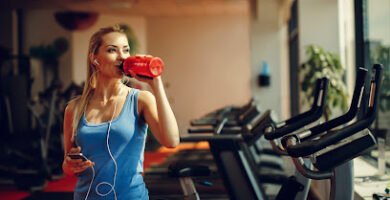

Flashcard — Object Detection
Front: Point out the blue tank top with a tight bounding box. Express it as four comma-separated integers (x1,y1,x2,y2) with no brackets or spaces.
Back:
74,89,149,200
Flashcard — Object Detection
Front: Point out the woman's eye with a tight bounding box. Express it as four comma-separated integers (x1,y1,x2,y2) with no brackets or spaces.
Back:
107,48,116,53
124,49,130,53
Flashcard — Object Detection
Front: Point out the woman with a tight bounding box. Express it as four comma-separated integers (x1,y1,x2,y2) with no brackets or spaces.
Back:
62,25,180,200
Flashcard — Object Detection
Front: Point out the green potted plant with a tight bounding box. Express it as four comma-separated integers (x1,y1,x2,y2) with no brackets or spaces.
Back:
300,44,349,121
29,37,69,87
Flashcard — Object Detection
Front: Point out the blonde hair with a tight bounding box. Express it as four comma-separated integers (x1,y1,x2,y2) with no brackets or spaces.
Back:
71,25,126,141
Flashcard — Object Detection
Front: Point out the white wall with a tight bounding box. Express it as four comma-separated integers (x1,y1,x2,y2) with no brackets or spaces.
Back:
71,14,147,85
250,0,290,120
299,0,340,59
147,15,252,134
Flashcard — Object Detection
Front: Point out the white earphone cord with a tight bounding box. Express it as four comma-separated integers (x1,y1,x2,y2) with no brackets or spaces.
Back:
84,96,119,200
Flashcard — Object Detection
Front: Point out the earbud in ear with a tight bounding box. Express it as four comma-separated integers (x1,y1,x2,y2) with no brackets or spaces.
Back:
94,59,99,65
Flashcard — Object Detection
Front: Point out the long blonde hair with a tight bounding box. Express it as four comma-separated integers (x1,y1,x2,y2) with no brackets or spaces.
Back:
71,25,126,141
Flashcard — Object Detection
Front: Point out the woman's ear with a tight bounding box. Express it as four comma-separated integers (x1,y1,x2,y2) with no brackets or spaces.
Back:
89,54,99,66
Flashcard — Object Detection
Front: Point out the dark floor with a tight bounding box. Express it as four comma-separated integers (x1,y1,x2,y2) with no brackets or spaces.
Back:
22,192,73,200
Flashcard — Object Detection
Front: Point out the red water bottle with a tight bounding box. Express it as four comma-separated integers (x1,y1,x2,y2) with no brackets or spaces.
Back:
122,55,164,78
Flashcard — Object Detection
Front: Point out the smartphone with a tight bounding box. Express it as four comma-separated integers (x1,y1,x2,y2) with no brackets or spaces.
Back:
67,153,88,161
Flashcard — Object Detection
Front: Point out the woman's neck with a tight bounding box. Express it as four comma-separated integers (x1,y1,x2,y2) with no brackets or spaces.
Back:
93,78,125,104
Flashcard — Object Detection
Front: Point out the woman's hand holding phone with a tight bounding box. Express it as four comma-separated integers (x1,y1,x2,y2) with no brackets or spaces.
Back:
67,152,87,161
63,146,94,174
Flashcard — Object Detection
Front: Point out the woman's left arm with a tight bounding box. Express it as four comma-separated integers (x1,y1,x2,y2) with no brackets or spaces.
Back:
138,76,180,148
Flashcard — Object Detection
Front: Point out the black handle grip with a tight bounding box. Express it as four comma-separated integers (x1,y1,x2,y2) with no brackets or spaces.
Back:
238,106,260,126
264,77,328,140
284,77,328,125
237,98,257,116
301,68,368,141
285,64,383,157
245,110,274,144
214,117,229,134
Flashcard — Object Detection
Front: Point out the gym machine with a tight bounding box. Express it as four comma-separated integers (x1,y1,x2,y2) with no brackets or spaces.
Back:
282,64,382,200
173,78,330,200
264,67,368,200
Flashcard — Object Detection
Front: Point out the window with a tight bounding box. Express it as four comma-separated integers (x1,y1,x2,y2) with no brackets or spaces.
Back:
356,2,390,178
356,0,390,132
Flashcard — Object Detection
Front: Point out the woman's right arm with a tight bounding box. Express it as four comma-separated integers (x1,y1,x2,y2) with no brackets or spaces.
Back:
63,100,76,157
62,100,93,175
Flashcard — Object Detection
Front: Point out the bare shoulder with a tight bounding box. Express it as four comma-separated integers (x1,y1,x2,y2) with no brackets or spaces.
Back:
65,97,80,116
138,90,155,102
137,90,155,113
